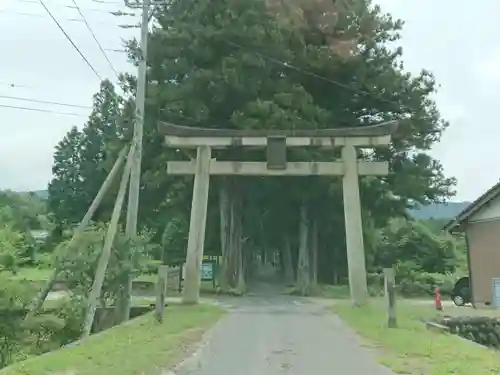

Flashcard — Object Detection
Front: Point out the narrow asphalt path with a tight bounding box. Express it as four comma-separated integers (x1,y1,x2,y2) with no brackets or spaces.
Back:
169,290,397,375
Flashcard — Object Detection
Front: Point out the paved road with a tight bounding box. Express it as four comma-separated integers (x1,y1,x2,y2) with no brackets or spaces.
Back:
169,292,396,375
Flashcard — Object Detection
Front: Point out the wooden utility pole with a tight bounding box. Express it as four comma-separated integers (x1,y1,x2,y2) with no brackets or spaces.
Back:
25,146,129,319
117,0,152,322
82,147,134,338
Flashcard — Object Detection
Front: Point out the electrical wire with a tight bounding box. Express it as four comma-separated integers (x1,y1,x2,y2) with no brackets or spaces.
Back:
92,0,124,4
20,0,119,13
0,81,33,89
0,104,87,117
0,95,92,109
0,9,115,25
222,39,403,110
70,0,120,79
38,0,102,80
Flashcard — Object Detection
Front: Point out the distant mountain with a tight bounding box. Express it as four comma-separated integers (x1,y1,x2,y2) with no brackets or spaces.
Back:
409,202,471,220
11,189,469,220
17,190,49,200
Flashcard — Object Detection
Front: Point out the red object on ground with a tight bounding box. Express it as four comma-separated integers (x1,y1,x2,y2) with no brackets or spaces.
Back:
435,287,443,311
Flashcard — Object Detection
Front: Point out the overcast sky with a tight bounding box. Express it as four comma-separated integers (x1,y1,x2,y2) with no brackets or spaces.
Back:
1,0,499,202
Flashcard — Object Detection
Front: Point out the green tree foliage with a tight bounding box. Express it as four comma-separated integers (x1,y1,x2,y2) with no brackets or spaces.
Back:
372,218,459,274
0,277,35,368
0,191,48,232
53,224,151,307
0,190,49,265
0,227,27,273
135,0,456,281
47,0,459,289
48,80,131,229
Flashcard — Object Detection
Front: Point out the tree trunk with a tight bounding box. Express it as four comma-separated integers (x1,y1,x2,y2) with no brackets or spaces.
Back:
282,236,295,286
309,215,319,290
237,238,246,292
295,203,310,296
220,178,245,293
219,179,230,291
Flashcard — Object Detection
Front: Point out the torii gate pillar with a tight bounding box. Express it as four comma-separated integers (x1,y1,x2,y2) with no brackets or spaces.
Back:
182,146,211,304
342,145,368,305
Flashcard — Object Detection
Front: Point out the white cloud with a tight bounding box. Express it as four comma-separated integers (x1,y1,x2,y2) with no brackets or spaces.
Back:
474,51,500,81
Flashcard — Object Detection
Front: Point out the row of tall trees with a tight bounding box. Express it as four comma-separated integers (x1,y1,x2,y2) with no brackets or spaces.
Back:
47,0,458,294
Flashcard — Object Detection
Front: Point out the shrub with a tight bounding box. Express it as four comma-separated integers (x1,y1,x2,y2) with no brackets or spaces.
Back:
53,224,152,308
0,228,28,273
0,276,36,368
34,253,53,269
368,267,459,298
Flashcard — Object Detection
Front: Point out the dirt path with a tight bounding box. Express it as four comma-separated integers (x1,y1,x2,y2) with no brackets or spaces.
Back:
168,294,396,375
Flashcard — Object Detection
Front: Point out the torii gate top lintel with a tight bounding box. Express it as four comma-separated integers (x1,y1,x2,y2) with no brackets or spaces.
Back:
158,120,399,148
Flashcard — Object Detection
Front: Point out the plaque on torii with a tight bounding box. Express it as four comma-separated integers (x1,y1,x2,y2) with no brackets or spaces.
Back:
158,120,399,305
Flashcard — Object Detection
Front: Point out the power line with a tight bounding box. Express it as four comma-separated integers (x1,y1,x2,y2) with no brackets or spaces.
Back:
0,94,92,109
0,81,33,89
71,0,120,79
38,0,102,80
20,0,122,13
0,9,108,25
222,39,404,110
0,104,87,117
92,0,124,4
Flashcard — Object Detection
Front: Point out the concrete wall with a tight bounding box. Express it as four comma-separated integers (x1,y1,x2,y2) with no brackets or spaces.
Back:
465,219,500,307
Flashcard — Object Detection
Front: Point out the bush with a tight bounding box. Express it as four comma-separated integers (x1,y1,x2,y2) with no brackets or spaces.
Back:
53,224,152,308
367,267,459,298
144,259,162,275
396,271,457,298
0,276,36,368
34,253,53,269
0,228,28,273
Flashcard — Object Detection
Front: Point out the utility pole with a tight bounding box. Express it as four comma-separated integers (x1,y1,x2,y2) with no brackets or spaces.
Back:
116,0,152,322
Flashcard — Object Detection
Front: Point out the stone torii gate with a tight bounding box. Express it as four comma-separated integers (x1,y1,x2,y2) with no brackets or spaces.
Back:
159,121,399,305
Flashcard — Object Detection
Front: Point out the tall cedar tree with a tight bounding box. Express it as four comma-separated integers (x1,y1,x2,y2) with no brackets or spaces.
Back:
48,80,129,229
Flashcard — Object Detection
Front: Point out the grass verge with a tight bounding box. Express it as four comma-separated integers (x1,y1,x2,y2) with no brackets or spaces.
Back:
0,304,225,375
333,300,500,375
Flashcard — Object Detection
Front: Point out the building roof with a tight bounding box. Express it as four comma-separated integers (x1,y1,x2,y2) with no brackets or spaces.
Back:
444,180,500,232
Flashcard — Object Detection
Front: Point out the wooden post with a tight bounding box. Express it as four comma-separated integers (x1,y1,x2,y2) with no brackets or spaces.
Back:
384,268,397,328
25,146,129,320
155,265,168,323
387,278,397,328
341,145,368,306
81,147,133,338
384,267,395,297
182,146,211,304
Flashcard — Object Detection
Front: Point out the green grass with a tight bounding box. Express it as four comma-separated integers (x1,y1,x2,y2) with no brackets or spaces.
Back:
316,284,351,299
333,299,500,375
1,304,225,375
8,268,52,282
10,268,160,284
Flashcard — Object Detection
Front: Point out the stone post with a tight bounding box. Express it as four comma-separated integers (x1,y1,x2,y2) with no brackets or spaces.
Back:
341,145,368,306
182,146,211,304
